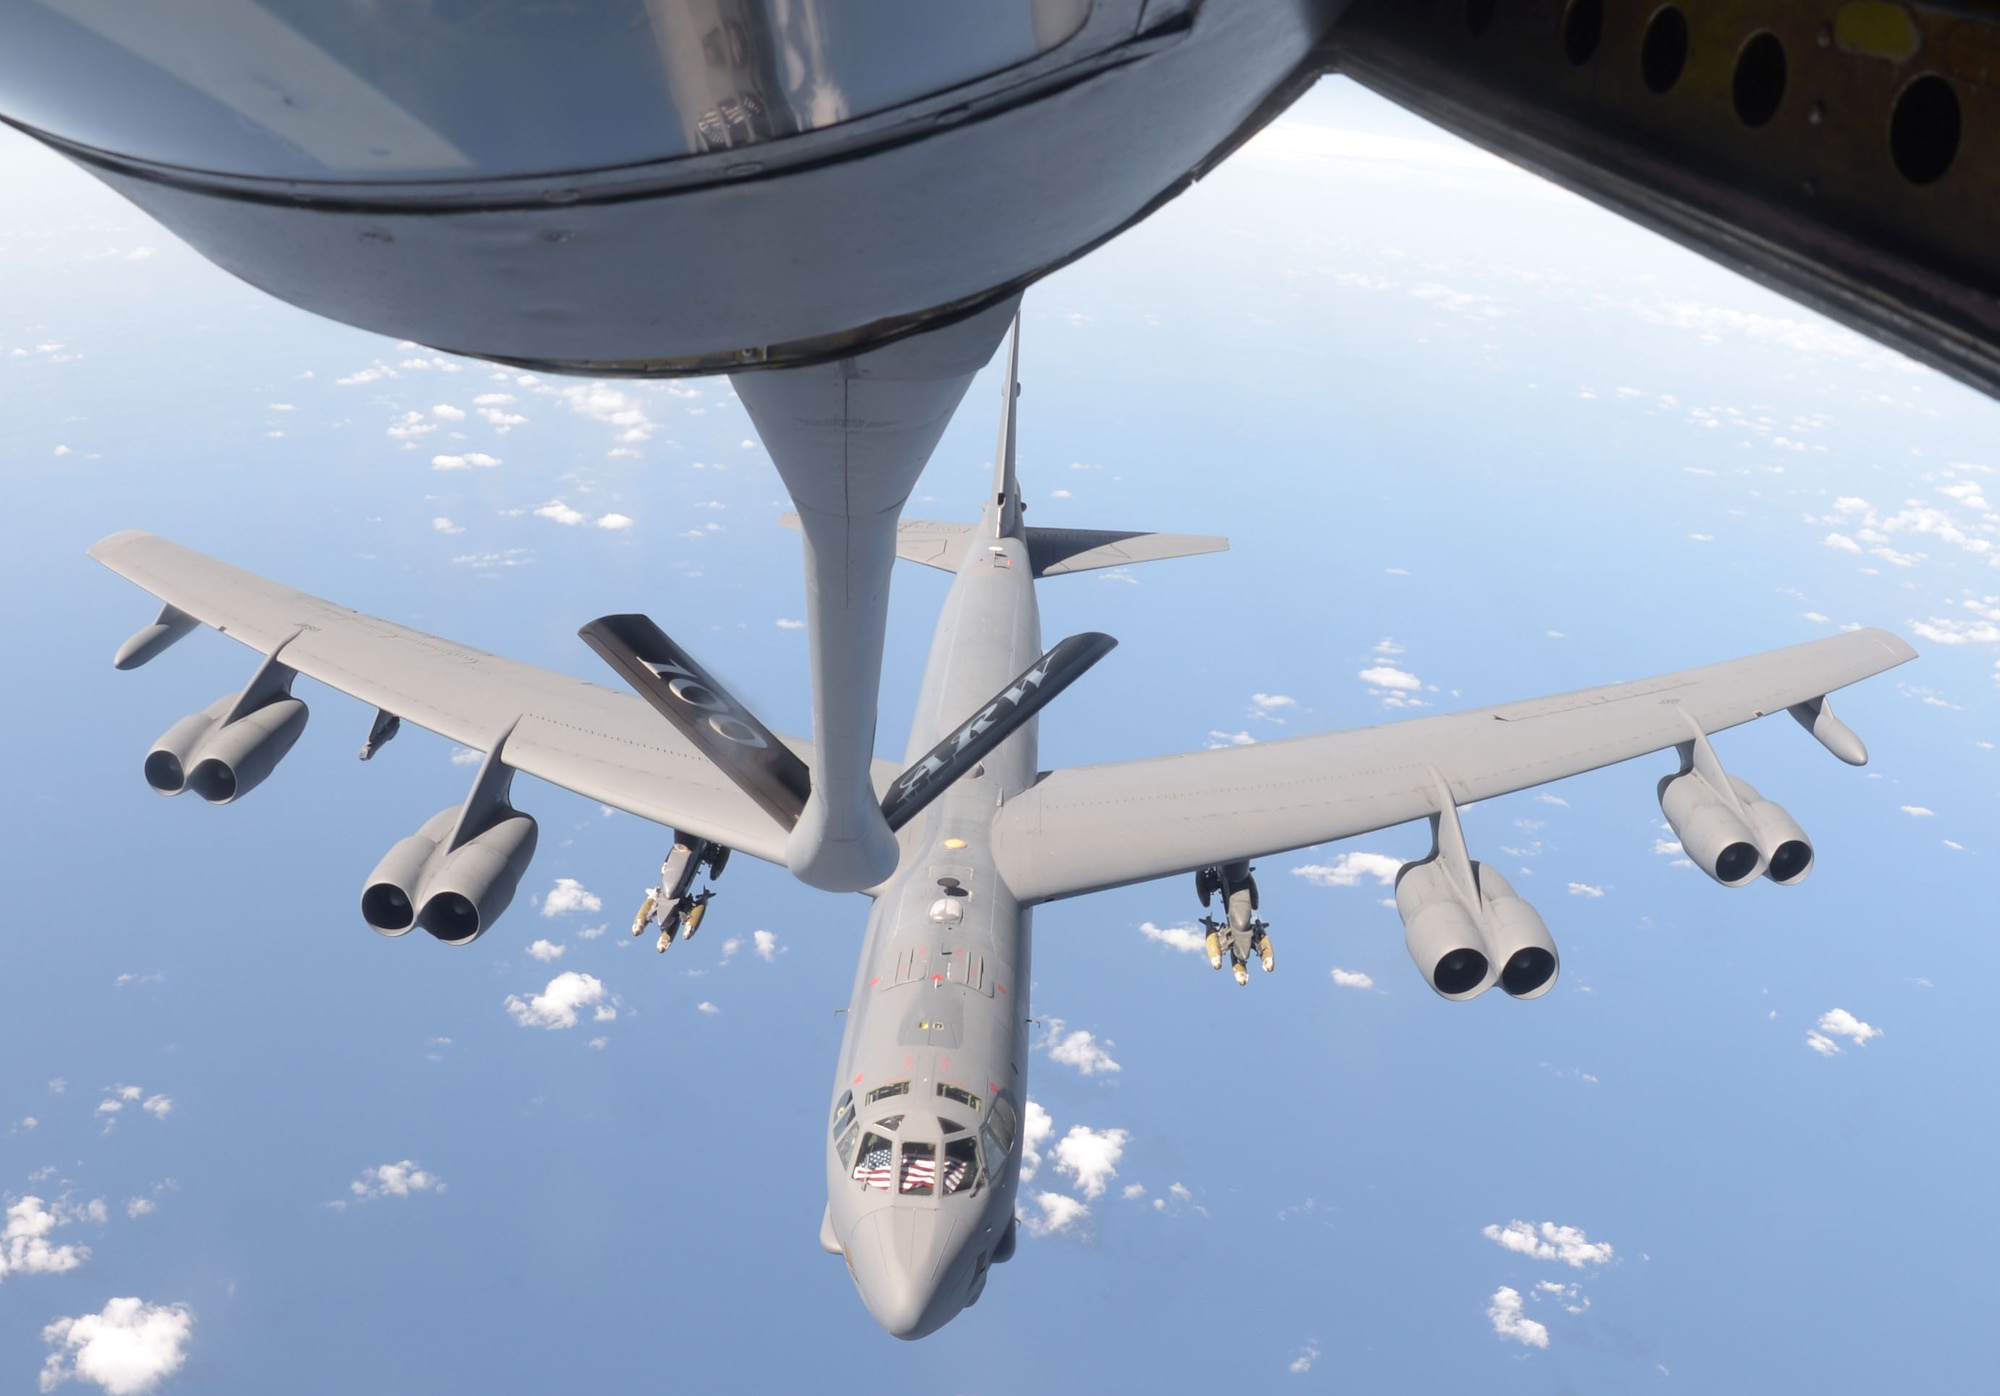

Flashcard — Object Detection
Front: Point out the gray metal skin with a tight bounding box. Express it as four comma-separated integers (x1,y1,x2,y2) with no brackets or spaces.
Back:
821,350,1043,1339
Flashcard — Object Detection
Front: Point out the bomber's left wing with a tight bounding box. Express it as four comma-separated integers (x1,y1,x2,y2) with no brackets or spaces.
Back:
991,629,1915,904
89,530,898,867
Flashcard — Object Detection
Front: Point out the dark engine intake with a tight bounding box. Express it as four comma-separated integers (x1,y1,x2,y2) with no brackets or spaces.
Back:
145,691,309,805
362,806,538,946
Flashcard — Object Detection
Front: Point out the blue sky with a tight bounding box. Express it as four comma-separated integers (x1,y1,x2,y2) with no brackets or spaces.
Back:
3,77,1998,1393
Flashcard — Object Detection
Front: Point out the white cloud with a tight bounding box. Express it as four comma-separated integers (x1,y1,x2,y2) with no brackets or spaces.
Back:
124,1200,154,1220
1288,1344,1322,1374
1293,852,1402,888
1567,882,1605,898
696,1001,720,1016
349,1160,443,1200
1019,1191,1089,1238
1487,1287,1549,1349
775,618,804,630
1053,1125,1128,1200
544,381,658,443
752,930,779,962
473,392,514,406
1138,921,1205,953
449,745,482,765
1482,1220,1614,1268
1251,693,1296,710
1042,1019,1120,1075
1020,1100,1054,1183
526,939,565,963
431,517,462,534
534,500,586,526
541,878,602,917
1538,794,1568,807
431,404,465,421
505,971,610,1029
1823,532,1864,553
39,1298,193,1395
141,1096,170,1120
1206,730,1256,748
2,1197,91,1281
1805,1031,1842,1057
1816,1008,1882,1049
1900,805,1935,817
1330,968,1375,990
1358,665,1422,690
595,513,634,531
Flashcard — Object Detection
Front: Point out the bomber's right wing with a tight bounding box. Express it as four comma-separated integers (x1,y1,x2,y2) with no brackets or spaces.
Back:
88,530,902,866
990,629,1916,904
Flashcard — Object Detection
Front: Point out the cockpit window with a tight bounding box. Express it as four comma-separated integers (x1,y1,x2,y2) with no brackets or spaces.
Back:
940,1119,966,1135
942,1138,979,1195
831,1090,855,1137
853,1133,894,1190
866,1081,910,1105
937,1083,981,1112
899,1141,936,1195
978,1095,1019,1177
876,1114,904,1131
835,1122,859,1168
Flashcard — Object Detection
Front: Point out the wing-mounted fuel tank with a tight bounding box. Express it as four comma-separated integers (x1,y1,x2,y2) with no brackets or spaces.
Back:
143,643,309,805
1395,775,1558,1002
361,723,537,946
1658,718,1814,887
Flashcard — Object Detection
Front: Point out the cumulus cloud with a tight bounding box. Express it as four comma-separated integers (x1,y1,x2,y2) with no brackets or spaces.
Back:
1358,665,1421,690
1206,730,1256,748
1330,968,1375,989
595,513,634,531
1042,1019,1120,1075
541,878,602,916
1487,1287,1549,1349
752,930,779,962
775,618,804,630
431,517,462,534
1483,1220,1614,1268
2,1197,91,1281
39,1298,192,1395
544,381,658,444
1568,882,1605,898
431,452,501,471
534,500,586,526
124,1200,154,1220
1138,921,1205,953
1293,852,1402,888
526,939,564,963
349,1161,443,1201
1053,1125,1129,1200
1900,805,1935,817
431,404,466,422
1019,1191,1089,1238
1020,1100,1054,1183
696,1001,720,1016
1288,1344,1321,1374
1251,693,1296,710
505,972,613,1029
1808,1008,1882,1055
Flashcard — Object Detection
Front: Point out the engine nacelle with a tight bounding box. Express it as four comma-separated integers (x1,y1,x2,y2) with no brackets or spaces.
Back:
1729,777,1815,886
360,810,457,936
1396,858,1494,1000
1476,866,1560,1000
144,693,309,804
360,808,537,946
418,813,538,945
1658,770,1765,887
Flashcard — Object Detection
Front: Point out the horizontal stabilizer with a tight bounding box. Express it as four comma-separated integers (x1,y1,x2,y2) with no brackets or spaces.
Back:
579,615,811,832
881,631,1117,832
1026,527,1228,577
779,513,977,573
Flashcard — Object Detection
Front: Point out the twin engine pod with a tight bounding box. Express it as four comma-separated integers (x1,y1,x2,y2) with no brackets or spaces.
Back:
360,805,538,946
1658,755,1813,888
145,688,308,804
1395,857,1558,1003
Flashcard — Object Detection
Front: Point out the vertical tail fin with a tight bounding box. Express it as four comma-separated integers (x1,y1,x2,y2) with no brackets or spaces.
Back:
993,316,1022,539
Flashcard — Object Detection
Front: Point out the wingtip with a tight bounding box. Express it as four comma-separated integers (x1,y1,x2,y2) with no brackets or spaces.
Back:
87,529,155,562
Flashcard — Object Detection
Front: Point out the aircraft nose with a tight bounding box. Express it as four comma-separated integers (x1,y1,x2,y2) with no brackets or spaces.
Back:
845,1206,963,1340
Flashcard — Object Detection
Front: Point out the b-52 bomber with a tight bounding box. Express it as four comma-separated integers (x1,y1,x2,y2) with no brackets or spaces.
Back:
91,325,1912,1338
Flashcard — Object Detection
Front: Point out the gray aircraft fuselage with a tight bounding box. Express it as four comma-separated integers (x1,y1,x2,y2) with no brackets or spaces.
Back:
821,483,1042,1339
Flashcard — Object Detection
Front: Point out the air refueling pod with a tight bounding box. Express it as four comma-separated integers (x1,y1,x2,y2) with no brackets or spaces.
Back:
1395,778,1559,1002
1658,724,1813,887
361,731,537,946
143,650,308,804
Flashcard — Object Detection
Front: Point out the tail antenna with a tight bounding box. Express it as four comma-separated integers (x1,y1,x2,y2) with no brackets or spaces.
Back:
994,315,1022,538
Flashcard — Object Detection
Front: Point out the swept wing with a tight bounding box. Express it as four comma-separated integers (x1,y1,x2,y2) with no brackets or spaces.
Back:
990,630,1916,904
88,530,901,866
